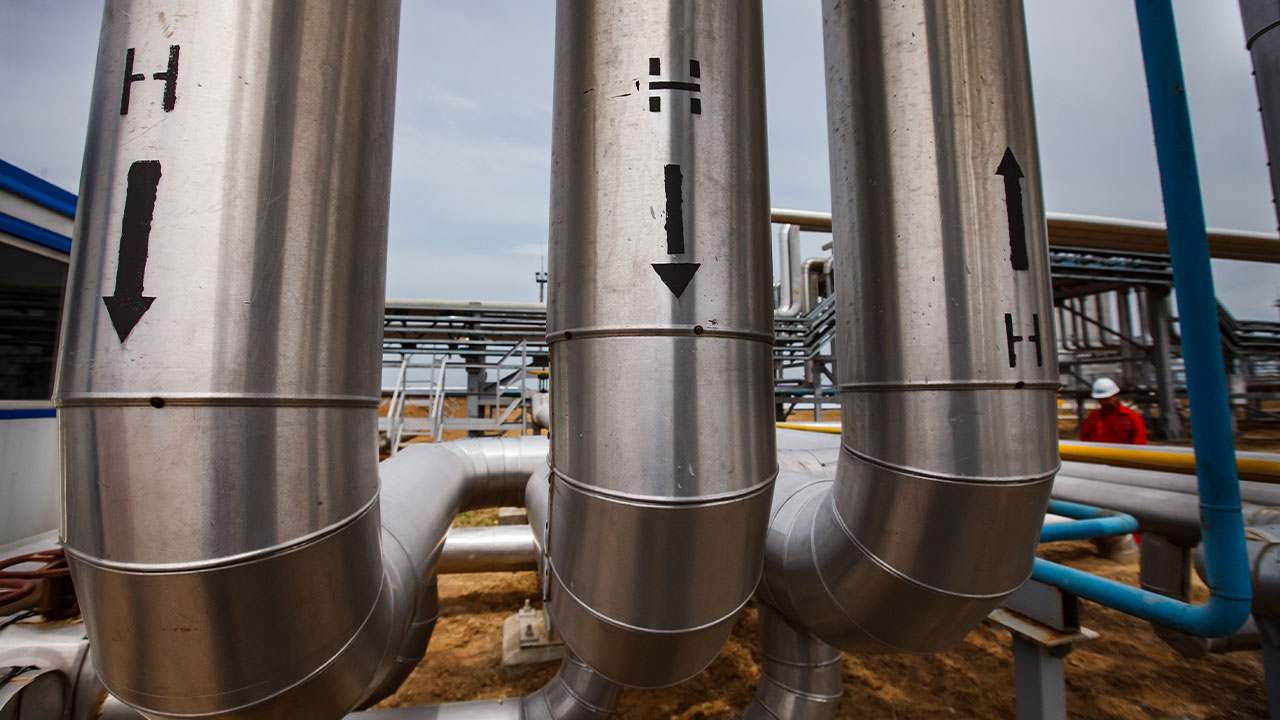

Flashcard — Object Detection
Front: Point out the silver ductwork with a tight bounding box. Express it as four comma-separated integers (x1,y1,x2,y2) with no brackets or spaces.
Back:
776,225,804,316
739,604,842,720
56,1,402,716
438,526,540,575
1240,0,1280,229
544,0,776,687
365,437,550,706
758,0,1058,654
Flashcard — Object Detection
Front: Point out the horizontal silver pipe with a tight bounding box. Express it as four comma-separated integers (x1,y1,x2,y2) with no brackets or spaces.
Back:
346,654,620,720
545,0,776,687
757,0,1057,655
57,2,401,717
739,604,843,720
1052,475,1280,547
438,526,539,574
767,207,1280,246
1060,461,1280,507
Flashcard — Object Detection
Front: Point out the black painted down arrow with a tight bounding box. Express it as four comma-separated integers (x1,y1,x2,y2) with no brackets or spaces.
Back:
651,262,701,299
651,162,700,298
103,160,161,342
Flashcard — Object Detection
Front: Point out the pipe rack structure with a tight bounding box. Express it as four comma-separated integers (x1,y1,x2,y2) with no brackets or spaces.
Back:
0,0,1263,719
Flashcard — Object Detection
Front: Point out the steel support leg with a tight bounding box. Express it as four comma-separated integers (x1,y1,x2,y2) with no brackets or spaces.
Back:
1260,616,1280,720
1012,633,1071,720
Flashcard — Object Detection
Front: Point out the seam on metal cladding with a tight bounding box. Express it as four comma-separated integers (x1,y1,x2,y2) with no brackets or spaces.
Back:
64,493,381,574
546,326,775,345
549,564,755,635
768,477,833,525
102,574,390,717
759,675,843,702
837,379,1060,392
550,666,615,716
748,698,785,720
798,489,902,652
1248,19,1280,48
822,492,1027,602
759,650,843,670
54,393,379,408
550,468,777,506
839,442,1060,486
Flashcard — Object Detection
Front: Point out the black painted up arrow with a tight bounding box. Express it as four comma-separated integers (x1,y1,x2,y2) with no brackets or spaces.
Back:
996,147,1029,271
103,160,162,342
652,163,700,298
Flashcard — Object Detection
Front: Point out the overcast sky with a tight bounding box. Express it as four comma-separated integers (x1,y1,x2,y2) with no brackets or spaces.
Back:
2,0,1276,319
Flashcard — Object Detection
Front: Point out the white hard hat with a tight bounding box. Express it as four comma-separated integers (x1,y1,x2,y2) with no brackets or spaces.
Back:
1091,377,1120,399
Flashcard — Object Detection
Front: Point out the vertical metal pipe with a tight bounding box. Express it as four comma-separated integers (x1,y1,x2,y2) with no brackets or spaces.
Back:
1032,1,1253,640
55,2,400,717
1117,290,1136,386
1240,0,1280,230
546,0,776,687
761,0,1058,654
777,225,803,315
1133,0,1252,636
1146,286,1185,440
739,604,843,720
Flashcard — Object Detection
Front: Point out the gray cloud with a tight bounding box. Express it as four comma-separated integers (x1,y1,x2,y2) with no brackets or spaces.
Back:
2,0,1276,317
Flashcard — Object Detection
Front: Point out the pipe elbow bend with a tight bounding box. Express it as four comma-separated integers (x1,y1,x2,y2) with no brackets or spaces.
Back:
760,459,1052,655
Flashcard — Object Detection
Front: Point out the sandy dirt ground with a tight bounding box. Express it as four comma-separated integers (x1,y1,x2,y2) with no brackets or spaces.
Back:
373,536,1267,719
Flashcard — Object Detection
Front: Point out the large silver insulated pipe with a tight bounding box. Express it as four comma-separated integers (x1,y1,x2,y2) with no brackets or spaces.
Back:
759,0,1058,653
1240,0,1280,229
545,0,776,686
739,604,843,720
55,2,400,717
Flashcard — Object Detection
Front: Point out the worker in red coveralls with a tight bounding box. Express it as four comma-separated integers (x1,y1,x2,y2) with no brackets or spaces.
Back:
1080,377,1147,445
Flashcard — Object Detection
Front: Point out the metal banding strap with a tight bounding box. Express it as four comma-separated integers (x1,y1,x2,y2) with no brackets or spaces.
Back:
55,393,381,409
840,441,1061,486
547,325,774,345
550,467,777,506
838,379,1061,392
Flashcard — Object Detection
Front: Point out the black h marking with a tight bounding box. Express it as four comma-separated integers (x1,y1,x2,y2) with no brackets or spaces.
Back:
120,49,146,115
648,57,702,115
1004,313,1043,368
664,164,684,255
120,45,180,115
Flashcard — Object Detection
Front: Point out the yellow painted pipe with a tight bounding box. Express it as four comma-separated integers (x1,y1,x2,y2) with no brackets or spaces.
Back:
1057,442,1280,484
776,422,840,434
775,422,1280,482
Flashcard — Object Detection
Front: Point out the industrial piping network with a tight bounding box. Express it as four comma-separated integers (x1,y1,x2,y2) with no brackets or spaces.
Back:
9,0,1259,718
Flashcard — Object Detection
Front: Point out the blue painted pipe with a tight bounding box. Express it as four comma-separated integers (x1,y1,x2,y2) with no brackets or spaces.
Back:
1032,0,1252,638
1039,500,1139,543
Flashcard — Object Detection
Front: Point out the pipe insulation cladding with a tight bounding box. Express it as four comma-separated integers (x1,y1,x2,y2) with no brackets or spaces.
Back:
55,1,401,717
758,0,1059,653
1239,0,1280,230
545,0,777,687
